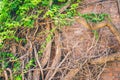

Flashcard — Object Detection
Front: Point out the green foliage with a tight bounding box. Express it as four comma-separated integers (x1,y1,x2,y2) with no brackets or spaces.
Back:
58,0,66,2
0,52,36,79
0,52,21,79
0,0,39,47
80,13,108,23
0,52,15,69
0,0,80,48
14,75,22,80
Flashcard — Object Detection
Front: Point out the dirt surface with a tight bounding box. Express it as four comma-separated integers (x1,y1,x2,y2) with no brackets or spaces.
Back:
62,0,120,58
59,0,120,79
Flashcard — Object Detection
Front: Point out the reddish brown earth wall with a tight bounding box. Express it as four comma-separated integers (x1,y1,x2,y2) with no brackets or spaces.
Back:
100,61,120,80
79,0,120,80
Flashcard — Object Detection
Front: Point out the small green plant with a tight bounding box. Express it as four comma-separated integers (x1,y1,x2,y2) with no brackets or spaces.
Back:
79,13,108,39
79,13,108,23
14,74,22,80
25,58,35,71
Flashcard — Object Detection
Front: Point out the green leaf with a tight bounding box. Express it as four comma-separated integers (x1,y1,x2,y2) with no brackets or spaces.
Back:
58,0,66,2
15,75,22,80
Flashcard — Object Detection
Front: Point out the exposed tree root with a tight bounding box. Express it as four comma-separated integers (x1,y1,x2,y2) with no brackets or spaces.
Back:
91,52,120,64
76,16,120,44
41,41,52,68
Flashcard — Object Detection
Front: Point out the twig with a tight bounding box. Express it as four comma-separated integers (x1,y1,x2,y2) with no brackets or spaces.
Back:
96,50,109,80
4,70,8,80
48,42,79,80
19,33,33,60
63,58,88,80
48,51,72,80
6,68,13,80
34,46,44,80
33,20,39,37
24,67,70,73
91,52,120,64
96,63,106,80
